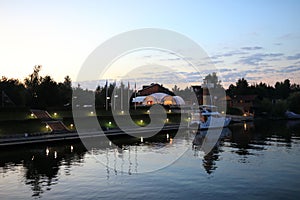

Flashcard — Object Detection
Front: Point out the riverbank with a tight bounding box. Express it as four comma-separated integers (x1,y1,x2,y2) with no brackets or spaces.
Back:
0,124,186,147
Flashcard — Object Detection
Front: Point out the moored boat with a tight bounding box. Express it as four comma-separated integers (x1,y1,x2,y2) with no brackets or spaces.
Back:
190,105,231,130
285,110,300,120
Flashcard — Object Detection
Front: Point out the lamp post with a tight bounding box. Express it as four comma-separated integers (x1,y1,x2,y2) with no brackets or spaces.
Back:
113,95,118,110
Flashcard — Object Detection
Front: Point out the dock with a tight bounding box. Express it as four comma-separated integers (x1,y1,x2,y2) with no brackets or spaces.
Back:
0,124,187,147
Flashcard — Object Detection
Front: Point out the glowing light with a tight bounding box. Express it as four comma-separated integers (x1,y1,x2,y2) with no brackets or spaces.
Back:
31,156,34,160
121,110,124,114
70,145,73,152
140,120,143,123
54,151,57,159
108,121,112,125
168,109,171,113
244,122,247,131
45,125,49,129
140,137,144,142
109,141,112,146
90,111,94,115
70,124,74,128
166,133,169,139
166,118,169,123
46,148,50,156
30,113,34,117
147,110,150,113
54,112,57,116
221,111,225,114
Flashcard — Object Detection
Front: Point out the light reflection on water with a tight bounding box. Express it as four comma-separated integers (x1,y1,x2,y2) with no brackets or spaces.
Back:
0,119,300,199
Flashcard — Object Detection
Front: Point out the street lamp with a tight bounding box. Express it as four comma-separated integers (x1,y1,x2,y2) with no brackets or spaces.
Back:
113,95,118,110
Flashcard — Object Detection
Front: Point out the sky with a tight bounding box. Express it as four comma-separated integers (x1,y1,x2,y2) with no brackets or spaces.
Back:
0,0,300,89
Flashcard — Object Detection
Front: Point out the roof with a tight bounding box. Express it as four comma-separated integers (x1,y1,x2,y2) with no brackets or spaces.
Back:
138,83,174,96
132,96,147,103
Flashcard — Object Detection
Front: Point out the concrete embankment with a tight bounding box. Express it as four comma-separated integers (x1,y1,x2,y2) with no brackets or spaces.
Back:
0,124,187,147
227,114,254,123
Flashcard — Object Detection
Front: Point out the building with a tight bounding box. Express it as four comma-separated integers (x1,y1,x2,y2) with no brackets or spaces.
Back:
132,83,185,107
191,85,203,105
137,83,175,96
231,95,257,113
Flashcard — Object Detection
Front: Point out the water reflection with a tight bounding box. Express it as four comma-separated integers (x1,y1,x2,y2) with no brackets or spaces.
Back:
192,128,232,174
0,120,300,197
191,119,300,173
0,143,87,197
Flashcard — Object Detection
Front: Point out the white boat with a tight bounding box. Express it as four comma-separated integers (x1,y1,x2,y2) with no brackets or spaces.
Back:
285,111,300,119
190,105,231,130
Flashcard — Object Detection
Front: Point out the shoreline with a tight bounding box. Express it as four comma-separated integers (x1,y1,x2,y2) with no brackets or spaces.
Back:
0,124,187,147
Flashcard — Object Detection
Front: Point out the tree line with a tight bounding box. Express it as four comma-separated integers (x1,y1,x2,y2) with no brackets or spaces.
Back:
1,67,300,115
1,65,72,108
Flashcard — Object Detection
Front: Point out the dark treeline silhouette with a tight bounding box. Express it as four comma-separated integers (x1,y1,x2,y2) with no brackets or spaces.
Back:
227,78,300,116
1,67,300,115
1,65,72,109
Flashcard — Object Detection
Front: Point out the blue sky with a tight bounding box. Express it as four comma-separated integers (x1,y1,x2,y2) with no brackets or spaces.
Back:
0,0,299,88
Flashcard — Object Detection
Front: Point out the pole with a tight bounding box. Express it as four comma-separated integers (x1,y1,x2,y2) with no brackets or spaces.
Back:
128,81,130,109
121,82,123,110
105,80,108,111
1,91,3,107
134,82,137,110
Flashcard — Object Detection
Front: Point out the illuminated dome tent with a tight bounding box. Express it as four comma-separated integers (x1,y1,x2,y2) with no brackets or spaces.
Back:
133,84,185,106
143,93,168,105
162,95,185,106
132,96,147,106
133,92,185,106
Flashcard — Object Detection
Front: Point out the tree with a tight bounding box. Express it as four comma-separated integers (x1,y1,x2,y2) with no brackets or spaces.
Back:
36,76,59,107
275,79,291,99
0,77,27,106
59,76,72,106
24,65,42,107
287,92,300,113
24,65,42,93
227,78,252,96
172,85,180,94
204,72,222,88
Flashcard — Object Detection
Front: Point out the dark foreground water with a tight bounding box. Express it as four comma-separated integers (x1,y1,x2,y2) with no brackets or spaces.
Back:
1,120,300,200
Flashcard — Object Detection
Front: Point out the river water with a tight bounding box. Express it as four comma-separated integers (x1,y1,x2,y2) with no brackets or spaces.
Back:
0,120,300,200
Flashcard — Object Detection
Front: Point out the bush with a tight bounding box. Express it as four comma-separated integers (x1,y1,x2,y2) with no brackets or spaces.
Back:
271,100,287,118
227,107,243,115
288,92,300,114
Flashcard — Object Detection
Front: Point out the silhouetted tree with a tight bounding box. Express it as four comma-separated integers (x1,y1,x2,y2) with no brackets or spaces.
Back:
287,92,300,113
275,79,291,99
0,77,27,106
24,65,42,107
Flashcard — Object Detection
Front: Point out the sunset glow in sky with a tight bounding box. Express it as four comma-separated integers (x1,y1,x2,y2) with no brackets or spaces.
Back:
1,0,299,89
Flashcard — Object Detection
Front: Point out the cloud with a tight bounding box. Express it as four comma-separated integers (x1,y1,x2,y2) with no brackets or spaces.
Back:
237,53,284,66
279,33,300,40
286,53,300,60
212,60,224,64
279,65,300,73
219,68,234,73
241,46,263,51
212,50,247,59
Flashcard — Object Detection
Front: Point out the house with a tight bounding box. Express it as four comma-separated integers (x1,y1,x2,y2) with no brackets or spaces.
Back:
191,85,203,105
231,95,257,113
137,83,175,96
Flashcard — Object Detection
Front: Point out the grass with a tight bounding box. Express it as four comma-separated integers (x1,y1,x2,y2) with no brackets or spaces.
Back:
0,110,33,121
0,119,49,136
0,107,189,136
